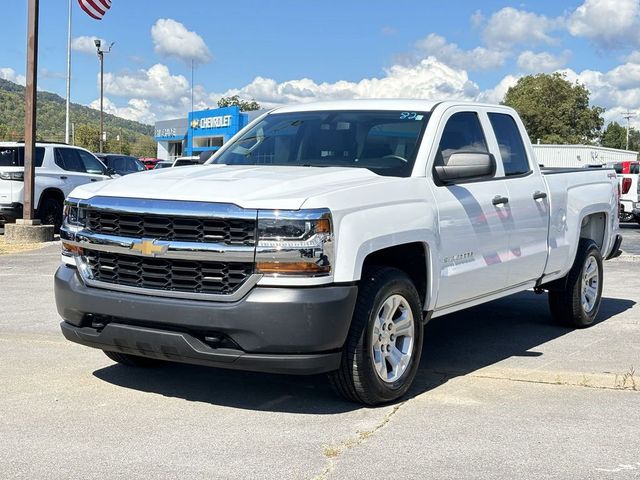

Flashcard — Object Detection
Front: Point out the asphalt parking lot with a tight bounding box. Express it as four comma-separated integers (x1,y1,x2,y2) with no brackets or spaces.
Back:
1,228,639,479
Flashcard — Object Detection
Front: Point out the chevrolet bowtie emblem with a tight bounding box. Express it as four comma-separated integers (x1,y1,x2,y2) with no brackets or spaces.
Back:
130,239,168,256
191,119,199,129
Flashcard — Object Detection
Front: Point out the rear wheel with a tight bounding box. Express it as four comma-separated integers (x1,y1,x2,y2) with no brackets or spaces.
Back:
37,196,63,232
620,211,635,223
103,350,162,367
329,267,423,405
548,239,603,328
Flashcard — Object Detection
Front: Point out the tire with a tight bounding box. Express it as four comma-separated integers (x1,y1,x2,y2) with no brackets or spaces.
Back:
620,211,634,223
37,196,63,232
548,239,603,328
329,266,424,405
103,350,162,367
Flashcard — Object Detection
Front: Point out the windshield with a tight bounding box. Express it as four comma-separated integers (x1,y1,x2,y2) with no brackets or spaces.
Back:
105,156,145,174
211,110,430,177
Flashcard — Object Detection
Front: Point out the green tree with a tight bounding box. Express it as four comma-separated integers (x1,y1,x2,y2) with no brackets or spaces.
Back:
503,73,604,144
217,95,261,112
74,124,101,152
601,121,640,151
129,135,157,158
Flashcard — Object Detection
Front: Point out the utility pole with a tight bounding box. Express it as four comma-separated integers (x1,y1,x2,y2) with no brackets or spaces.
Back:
95,39,114,153
23,0,39,221
623,110,635,151
65,0,72,144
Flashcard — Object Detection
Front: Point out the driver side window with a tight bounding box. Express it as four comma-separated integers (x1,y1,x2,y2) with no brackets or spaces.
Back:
435,112,489,167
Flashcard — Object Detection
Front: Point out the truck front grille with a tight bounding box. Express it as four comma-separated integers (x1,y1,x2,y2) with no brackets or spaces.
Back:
85,251,253,296
86,210,256,245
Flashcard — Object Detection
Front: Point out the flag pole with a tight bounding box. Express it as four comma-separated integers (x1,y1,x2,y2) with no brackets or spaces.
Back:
65,0,72,144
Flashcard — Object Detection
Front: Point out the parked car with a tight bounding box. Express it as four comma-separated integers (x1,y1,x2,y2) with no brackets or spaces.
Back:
139,158,159,170
153,160,173,170
172,156,201,167
153,160,173,169
56,100,621,405
95,154,146,176
0,142,112,230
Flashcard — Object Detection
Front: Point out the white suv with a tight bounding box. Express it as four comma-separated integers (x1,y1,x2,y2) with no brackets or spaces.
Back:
0,142,113,230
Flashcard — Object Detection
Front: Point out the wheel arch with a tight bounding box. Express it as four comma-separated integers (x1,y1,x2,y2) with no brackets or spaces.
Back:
36,187,65,211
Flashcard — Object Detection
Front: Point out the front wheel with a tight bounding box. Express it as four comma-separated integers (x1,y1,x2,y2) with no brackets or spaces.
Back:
548,239,603,328
329,267,423,405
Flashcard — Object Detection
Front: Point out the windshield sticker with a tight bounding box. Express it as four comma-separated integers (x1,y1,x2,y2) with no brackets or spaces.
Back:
400,112,423,121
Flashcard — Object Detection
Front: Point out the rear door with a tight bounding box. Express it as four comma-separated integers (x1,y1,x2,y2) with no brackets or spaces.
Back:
487,112,549,285
0,146,45,205
430,108,512,310
54,148,110,197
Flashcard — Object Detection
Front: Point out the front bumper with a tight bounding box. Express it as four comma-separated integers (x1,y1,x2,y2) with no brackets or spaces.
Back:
55,265,358,375
0,203,23,224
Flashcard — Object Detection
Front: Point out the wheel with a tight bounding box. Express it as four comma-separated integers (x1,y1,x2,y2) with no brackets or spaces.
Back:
620,211,634,223
103,350,162,367
548,239,603,328
37,196,63,232
329,266,423,405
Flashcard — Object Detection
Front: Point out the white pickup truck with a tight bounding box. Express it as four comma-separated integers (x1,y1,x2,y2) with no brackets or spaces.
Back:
56,100,622,405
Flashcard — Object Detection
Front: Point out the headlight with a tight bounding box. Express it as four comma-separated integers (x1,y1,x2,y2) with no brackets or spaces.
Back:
255,209,333,277
62,199,86,228
0,171,24,181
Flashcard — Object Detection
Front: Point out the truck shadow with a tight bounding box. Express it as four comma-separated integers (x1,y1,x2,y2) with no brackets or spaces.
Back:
93,292,634,414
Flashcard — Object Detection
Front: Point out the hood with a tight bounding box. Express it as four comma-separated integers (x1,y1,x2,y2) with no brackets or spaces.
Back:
70,164,396,210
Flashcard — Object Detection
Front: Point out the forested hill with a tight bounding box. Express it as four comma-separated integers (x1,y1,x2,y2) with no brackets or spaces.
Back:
0,78,156,155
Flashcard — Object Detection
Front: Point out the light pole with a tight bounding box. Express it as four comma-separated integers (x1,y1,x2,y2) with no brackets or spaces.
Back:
94,39,113,153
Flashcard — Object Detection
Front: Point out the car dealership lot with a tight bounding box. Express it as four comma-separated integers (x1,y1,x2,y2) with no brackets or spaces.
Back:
1,234,639,479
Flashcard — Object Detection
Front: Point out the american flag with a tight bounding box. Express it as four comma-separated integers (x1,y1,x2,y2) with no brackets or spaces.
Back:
78,0,112,20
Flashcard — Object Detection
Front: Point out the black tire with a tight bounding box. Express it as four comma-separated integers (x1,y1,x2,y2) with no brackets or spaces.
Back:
548,239,603,328
103,350,162,367
329,266,424,405
620,211,634,223
37,195,63,232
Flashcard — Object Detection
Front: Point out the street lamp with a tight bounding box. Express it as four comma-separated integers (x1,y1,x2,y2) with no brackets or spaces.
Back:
95,39,114,153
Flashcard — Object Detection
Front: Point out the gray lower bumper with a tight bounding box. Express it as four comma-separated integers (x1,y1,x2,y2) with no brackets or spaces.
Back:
55,266,357,375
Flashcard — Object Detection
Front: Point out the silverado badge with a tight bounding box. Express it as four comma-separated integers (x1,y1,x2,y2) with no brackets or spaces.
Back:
130,239,168,257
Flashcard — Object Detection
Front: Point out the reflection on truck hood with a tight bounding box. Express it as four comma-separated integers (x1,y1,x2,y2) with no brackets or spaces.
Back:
69,164,396,210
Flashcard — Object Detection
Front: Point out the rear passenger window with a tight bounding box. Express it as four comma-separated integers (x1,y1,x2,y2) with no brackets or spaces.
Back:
435,112,488,167
55,148,84,172
0,147,45,167
488,113,530,176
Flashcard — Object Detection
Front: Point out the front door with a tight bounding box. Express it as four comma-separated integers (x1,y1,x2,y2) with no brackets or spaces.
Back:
430,110,512,310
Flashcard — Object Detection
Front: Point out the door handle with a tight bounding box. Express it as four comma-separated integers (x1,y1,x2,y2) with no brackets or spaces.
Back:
90,178,98,182
492,195,509,206
533,191,547,201
60,176,67,180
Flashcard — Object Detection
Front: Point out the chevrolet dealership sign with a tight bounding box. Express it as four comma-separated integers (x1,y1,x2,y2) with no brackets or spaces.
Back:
191,115,233,130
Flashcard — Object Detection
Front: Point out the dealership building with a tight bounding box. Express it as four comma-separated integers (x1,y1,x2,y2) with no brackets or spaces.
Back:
154,106,262,161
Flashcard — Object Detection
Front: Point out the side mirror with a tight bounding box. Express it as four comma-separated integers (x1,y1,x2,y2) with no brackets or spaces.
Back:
435,152,495,183
106,167,117,177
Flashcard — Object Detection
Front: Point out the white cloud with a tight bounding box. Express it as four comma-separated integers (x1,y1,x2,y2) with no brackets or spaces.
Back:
568,0,640,49
483,7,563,48
151,19,212,64
517,50,571,73
477,75,520,104
218,58,479,107
71,36,106,55
89,97,156,125
103,63,190,101
0,67,26,86
415,34,507,71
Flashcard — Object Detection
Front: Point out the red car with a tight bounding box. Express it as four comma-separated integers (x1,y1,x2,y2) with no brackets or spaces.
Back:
139,158,160,170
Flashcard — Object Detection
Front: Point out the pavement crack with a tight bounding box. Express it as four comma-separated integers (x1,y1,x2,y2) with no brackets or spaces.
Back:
461,371,639,392
312,400,407,480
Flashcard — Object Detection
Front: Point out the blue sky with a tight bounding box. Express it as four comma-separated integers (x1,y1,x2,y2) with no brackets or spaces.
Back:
1,1,639,126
